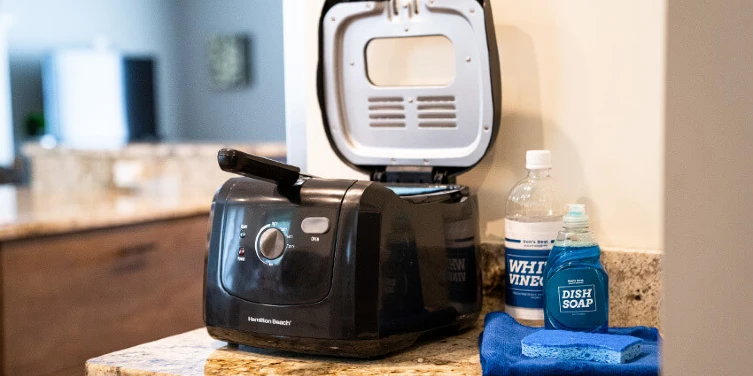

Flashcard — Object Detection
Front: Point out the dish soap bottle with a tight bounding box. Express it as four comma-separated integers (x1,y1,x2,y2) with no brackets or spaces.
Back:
543,204,608,332
504,150,563,324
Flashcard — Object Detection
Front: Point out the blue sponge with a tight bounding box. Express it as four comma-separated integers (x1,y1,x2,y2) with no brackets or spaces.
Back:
521,330,643,364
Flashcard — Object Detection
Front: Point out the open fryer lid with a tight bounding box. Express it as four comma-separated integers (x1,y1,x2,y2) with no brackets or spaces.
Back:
318,0,501,179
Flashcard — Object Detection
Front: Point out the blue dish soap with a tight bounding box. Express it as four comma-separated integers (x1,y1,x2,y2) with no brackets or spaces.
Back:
543,204,608,332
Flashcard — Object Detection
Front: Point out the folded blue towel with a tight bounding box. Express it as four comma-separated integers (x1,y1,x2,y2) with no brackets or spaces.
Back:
479,312,661,376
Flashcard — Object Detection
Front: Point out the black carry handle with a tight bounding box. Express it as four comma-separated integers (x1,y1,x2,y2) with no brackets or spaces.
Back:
218,148,302,186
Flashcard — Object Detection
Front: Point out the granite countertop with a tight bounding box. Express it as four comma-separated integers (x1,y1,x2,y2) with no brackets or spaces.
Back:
2,142,287,242
0,185,213,242
86,299,504,376
22,141,287,159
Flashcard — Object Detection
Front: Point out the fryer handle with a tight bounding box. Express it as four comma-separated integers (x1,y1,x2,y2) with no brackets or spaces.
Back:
217,148,301,186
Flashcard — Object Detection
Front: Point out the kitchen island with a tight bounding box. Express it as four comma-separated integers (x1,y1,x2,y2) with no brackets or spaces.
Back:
86,299,505,376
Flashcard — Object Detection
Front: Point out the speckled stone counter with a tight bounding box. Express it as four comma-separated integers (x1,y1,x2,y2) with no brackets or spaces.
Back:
0,185,213,241
86,299,505,376
3,142,286,241
23,142,287,195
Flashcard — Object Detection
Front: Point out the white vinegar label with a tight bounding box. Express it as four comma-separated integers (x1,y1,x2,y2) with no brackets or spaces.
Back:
504,219,562,311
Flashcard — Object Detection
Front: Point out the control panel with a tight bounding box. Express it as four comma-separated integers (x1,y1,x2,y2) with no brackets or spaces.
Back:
220,203,339,306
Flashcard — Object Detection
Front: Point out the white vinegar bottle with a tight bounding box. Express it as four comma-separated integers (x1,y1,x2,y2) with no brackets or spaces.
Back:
504,150,563,324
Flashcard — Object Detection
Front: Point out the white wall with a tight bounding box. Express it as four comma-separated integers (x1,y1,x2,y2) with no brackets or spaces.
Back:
287,0,666,251
0,13,12,167
664,0,753,374
282,0,312,170
283,0,363,178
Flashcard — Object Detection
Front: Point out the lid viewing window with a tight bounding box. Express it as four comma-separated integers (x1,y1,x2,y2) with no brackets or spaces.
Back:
366,35,456,87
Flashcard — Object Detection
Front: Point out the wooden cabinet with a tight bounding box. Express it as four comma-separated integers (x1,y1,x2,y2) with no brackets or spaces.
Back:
0,215,209,376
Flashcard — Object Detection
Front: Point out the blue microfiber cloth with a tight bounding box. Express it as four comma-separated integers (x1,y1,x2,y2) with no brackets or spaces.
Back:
521,329,643,364
479,312,661,376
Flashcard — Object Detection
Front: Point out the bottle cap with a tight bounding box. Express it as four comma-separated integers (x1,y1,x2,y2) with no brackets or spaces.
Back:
526,150,552,170
563,204,589,227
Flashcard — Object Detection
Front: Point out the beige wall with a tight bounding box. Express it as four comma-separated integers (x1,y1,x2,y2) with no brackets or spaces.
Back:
461,0,665,250
664,0,753,374
286,0,666,251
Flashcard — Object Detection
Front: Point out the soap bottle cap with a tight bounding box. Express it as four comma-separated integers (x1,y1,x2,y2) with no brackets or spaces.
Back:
563,204,589,227
526,150,552,170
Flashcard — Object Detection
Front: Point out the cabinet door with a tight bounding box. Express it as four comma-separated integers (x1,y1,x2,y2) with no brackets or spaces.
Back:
1,215,209,376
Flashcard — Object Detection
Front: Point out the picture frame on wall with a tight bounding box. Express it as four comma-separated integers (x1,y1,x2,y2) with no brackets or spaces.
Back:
209,34,250,90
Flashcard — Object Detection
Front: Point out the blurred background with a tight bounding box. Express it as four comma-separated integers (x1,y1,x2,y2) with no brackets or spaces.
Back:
0,0,287,186
0,2,289,374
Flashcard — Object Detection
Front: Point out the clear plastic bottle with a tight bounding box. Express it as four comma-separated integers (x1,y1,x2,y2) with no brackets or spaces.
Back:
543,204,609,333
504,150,563,325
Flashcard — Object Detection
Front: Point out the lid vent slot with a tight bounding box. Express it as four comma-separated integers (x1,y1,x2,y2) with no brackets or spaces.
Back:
418,122,457,128
418,113,456,119
369,104,404,111
417,104,456,111
370,114,406,120
368,96,404,103
417,95,455,103
370,122,406,128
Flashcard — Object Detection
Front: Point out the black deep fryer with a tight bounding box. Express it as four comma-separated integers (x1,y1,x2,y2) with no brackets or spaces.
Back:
204,0,501,357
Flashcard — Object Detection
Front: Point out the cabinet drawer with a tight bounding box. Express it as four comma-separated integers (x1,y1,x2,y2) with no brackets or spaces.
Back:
1,215,209,376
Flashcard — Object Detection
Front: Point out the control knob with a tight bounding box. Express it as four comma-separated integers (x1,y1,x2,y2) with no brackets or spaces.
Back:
256,227,286,260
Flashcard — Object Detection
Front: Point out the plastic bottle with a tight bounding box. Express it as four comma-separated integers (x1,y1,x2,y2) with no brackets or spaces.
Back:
504,150,563,324
543,204,609,333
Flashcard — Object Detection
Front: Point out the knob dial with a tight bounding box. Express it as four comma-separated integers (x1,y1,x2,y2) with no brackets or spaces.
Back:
256,227,286,260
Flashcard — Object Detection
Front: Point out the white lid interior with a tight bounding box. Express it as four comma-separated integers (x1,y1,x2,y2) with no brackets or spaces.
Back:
321,0,496,169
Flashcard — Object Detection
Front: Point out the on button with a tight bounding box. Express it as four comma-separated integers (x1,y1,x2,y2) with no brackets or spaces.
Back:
301,217,330,234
